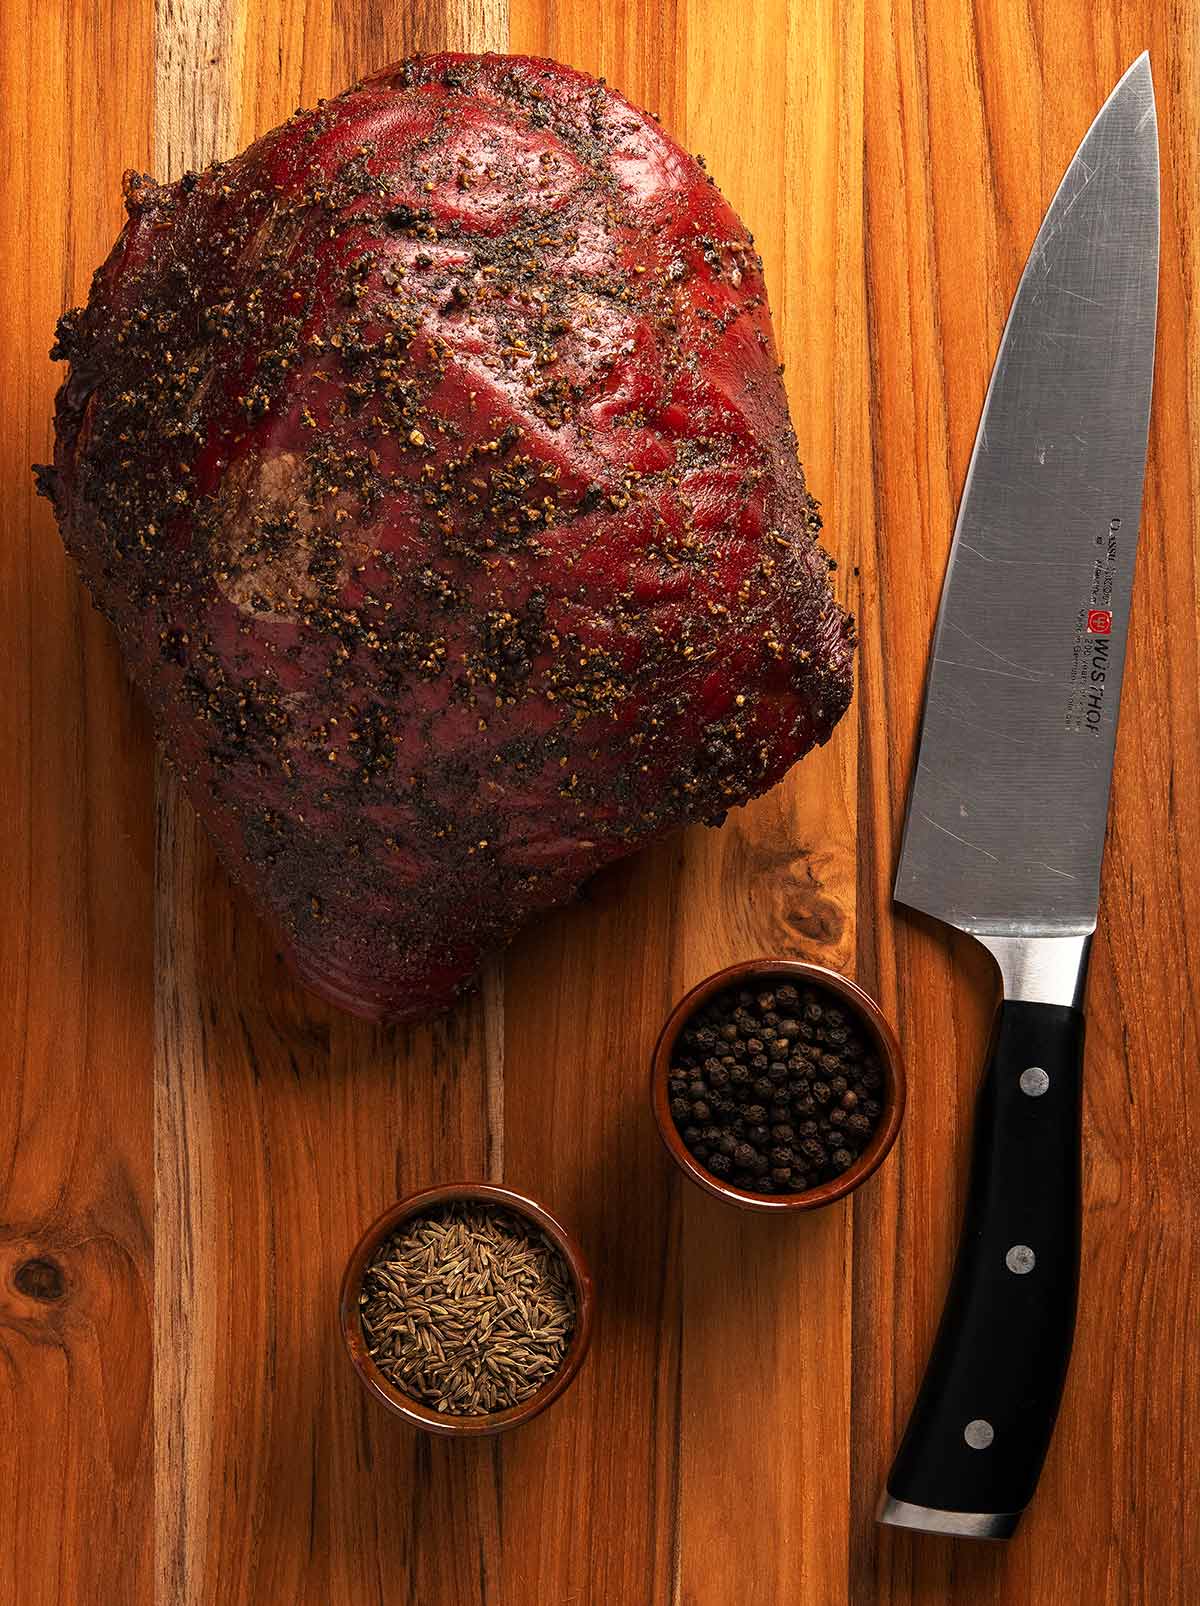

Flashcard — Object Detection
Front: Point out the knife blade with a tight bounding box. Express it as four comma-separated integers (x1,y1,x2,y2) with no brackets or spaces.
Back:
878,55,1159,1540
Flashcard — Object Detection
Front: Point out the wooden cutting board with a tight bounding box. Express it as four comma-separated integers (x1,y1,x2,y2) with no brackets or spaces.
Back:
2,2,1197,1601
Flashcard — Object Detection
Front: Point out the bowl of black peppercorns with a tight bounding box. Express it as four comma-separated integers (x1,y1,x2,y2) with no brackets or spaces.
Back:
651,960,905,1211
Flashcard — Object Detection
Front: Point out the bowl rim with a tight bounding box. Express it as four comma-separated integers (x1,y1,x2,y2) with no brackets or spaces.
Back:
650,958,906,1213
339,1180,595,1435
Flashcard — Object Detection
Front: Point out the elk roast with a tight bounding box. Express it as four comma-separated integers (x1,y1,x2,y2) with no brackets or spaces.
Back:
38,53,855,1021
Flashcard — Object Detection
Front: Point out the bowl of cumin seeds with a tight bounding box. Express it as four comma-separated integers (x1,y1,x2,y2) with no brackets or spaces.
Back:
340,1183,594,1435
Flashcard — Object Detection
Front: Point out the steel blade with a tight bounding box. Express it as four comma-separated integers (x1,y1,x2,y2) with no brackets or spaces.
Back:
895,55,1159,938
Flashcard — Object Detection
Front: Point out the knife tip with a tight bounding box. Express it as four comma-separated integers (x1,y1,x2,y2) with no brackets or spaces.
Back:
1125,49,1153,86
1103,51,1157,147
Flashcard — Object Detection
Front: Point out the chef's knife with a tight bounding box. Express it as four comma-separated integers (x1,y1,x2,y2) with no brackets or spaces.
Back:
877,55,1159,1540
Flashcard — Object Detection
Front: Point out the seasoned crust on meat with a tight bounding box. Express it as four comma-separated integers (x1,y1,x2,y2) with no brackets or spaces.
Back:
38,52,856,1021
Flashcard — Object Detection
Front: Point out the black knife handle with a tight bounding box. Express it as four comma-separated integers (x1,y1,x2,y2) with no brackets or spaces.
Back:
880,1000,1084,1537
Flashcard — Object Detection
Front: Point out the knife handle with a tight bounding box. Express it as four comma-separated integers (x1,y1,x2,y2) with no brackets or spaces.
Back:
878,999,1084,1539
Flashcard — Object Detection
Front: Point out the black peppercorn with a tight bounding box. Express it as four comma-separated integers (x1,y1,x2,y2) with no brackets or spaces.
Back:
665,975,888,1198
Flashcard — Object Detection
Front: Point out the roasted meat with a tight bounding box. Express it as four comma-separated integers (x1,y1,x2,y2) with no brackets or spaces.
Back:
38,52,856,1021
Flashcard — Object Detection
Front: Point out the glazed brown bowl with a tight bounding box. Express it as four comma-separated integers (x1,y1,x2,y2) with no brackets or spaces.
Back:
340,1181,595,1435
651,959,905,1213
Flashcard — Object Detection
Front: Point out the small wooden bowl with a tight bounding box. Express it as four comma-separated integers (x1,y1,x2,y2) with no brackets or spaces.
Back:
651,959,905,1213
340,1182,594,1436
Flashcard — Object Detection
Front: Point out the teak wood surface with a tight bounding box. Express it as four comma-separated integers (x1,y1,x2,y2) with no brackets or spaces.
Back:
2,1,1197,1602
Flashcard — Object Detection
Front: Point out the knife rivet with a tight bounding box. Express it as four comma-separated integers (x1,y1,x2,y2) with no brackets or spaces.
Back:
1020,1066,1050,1097
964,1419,995,1450
1006,1244,1036,1274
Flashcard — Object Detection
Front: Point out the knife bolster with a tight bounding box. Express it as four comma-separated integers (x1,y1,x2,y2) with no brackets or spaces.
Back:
977,932,1092,1009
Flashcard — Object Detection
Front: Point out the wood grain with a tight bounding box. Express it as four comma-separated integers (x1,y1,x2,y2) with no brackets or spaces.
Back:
670,7,864,1603
0,3,157,1604
2,2,1197,1602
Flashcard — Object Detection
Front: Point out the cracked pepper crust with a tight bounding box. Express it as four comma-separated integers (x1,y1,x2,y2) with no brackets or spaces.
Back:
38,52,856,1022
